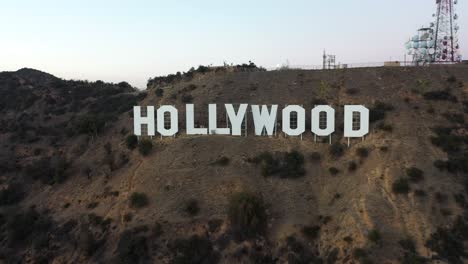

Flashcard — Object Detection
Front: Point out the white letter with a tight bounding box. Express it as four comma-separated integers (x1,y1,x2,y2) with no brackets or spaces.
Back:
225,104,248,136
186,104,208,135
209,104,230,135
282,105,305,136
157,105,178,136
251,105,278,136
344,105,369,137
311,105,335,136
133,106,155,136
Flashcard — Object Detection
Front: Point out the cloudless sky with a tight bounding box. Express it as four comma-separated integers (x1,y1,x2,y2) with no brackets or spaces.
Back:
1,0,466,88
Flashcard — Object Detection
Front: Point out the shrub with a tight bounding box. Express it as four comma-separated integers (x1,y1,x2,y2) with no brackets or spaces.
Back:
368,229,381,243
6,208,52,247
348,161,357,172
370,101,394,123
227,192,267,238
376,122,393,132
392,178,410,194
212,156,230,166
443,112,465,124
130,192,149,208
74,114,106,136
406,167,424,183
169,235,219,264
414,189,426,197
423,91,457,102
252,151,305,178
302,225,320,240
356,147,369,158
116,229,149,264
0,183,24,206
138,139,153,156
184,199,200,216
181,94,193,103
25,156,69,185
155,88,164,97
126,135,138,150
329,167,340,175
447,75,457,83
309,152,321,162
329,142,345,158
426,222,467,264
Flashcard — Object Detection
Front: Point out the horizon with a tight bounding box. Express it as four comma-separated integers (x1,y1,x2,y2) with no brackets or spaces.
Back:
1,0,466,88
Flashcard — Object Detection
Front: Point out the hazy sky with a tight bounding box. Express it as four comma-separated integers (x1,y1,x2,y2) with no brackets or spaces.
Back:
1,0,466,88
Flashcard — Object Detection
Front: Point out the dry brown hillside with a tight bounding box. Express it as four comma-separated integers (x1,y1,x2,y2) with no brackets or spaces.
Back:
0,65,467,264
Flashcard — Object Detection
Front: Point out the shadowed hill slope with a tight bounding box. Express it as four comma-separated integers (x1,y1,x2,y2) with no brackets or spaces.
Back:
0,65,467,263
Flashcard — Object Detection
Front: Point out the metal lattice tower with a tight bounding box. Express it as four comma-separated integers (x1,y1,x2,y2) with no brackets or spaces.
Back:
434,0,461,62
405,0,461,64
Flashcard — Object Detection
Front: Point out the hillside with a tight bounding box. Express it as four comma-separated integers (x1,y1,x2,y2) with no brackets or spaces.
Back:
0,65,467,263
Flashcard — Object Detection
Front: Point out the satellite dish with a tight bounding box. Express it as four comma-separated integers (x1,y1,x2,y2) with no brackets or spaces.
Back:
429,48,435,55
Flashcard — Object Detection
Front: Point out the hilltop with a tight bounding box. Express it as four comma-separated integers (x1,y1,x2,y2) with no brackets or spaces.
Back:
0,65,467,263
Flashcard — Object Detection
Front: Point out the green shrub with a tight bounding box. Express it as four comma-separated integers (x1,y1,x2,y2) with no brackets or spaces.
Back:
74,114,106,136
368,229,381,243
181,94,193,103
356,147,369,158
0,183,24,206
184,199,200,216
138,139,153,156
227,192,267,238
126,135,138,149
309,152,321,162
130,192,149,208
25,156,69,185
212,156,230,166
370,101,394,123
302,225,320,240
423,91,457,102
252,151,305,178
376,122,393,132
116,229,149,264
329,167,340,175
329,142,345,158
426,218,467,264
414,189,426,197
6,208,52,247
392,178,410,194
169,235,219,264
406,167,424,183
348,161,357,172
443,112,465,124
155,88,164,97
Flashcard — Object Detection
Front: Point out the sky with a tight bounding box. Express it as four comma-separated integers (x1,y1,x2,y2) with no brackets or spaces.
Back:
1,0,466,88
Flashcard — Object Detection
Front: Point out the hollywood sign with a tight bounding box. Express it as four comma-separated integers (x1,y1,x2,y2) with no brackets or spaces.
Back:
133,104,369,140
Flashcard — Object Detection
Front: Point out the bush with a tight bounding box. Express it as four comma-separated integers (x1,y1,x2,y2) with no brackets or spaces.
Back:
414,189,426,197
309,152,321,162
392,178,410,194
116,229,149,264
212,156,230,166
184,199,200,216
138,139,153,156
228,192,267,238
329,167,340,175
126,135,138,150
348,161,357,172
370,101,394,123
368,229,381,243
426,220,467,264
74,114,106,136
155,88,164,97
423,91,457,102
25,156,69,185
356,147,369,158
329,142,345,158
181,94,193,103
169,235,219,264
376,122,393,132
6,208,52,247
0,183,24,206
130,192,149,208
302,225,320,240
406,167,424,183
252,151,305,178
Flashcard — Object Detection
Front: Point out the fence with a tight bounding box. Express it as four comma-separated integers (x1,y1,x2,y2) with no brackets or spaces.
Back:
267,61,460,71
